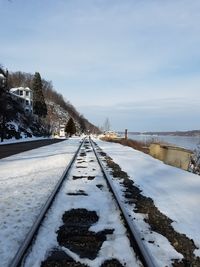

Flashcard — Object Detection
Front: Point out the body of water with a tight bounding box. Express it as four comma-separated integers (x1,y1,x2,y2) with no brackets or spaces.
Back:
126,133,200,151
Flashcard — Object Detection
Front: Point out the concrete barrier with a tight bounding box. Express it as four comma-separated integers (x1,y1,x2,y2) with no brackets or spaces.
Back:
149,143,193,170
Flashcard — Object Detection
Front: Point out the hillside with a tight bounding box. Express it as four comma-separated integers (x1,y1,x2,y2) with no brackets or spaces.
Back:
0,68,99,141
46,100,89,135
42,84,99,135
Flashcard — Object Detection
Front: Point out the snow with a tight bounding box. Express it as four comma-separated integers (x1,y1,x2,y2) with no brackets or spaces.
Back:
0,138,81,267
24,141,139,267
1,136,200,266
95,139,200,261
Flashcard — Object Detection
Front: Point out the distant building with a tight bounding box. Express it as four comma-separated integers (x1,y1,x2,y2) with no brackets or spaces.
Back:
9,87,33,114
59,124,65,137
104,131,118,139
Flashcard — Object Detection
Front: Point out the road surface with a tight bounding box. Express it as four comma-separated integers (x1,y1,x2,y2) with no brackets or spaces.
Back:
0,139,65,159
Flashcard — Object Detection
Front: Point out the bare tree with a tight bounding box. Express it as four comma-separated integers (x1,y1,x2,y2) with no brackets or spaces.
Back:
103,118,111,132
190,143,200,175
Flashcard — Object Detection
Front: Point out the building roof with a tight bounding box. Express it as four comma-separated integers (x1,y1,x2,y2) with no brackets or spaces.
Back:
10,87,32,92
9,91,26,100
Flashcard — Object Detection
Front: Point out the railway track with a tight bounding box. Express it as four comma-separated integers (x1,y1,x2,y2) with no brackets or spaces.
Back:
9,137,157,267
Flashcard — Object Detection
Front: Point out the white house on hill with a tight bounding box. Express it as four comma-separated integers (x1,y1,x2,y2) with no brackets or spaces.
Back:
10,87,33,114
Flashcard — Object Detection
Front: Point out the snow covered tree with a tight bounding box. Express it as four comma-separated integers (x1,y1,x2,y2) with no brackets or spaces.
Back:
32,72,47,117
65,118,76,137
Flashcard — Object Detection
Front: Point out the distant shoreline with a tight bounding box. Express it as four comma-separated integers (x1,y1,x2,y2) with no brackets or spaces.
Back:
118,130,200,137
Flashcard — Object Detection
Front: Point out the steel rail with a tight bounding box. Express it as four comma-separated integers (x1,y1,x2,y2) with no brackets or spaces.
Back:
90,137,158,267
9,138,85,267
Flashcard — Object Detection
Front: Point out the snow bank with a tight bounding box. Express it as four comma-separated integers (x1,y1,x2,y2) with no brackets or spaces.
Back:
0,138,81,267
95,139,200,257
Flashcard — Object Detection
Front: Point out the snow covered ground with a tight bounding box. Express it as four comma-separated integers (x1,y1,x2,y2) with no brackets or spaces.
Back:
1,136,200,267
95,139,200,262
0,138,81,267
24,140,139,267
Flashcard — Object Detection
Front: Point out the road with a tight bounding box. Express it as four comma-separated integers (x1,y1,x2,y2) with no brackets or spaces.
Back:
0,139,65,159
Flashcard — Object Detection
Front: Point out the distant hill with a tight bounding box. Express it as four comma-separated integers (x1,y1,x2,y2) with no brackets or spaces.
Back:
126,130,200,137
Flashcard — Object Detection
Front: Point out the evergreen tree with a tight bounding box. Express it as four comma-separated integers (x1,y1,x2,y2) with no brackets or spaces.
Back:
79,115,86,133
32,72,47,117
65,117,76,137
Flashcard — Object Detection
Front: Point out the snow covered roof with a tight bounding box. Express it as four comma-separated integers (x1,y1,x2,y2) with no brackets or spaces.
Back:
9,91,26,100
10,87,32,92
0,73,5,78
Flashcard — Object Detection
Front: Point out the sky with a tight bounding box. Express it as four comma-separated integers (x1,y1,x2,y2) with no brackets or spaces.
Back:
0,0,200,132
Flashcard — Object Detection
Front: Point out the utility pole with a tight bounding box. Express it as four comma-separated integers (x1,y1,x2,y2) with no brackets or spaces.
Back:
125,129,128,140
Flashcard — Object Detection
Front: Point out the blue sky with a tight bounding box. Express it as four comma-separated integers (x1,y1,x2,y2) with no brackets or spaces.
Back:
1,0,200,131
